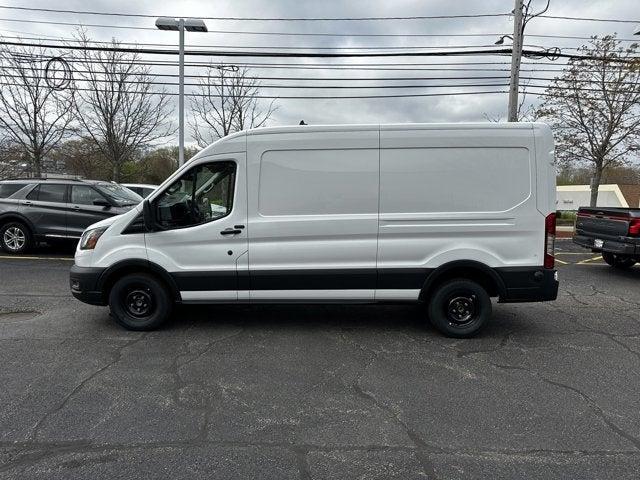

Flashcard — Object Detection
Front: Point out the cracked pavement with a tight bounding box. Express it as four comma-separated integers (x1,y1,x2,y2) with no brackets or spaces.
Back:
0,240,639,479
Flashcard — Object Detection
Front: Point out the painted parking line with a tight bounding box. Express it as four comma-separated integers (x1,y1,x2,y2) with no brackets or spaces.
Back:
556,252,596,255
0,255,74,261
555,259,569,265
577,256,603,265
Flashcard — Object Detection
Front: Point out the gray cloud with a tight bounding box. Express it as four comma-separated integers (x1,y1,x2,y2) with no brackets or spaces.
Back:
1,0,638,145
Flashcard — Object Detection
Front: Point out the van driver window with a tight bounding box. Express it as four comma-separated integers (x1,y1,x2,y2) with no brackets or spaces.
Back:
155,162,236,229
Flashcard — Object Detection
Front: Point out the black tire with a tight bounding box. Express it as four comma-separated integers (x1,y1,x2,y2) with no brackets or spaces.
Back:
108,273,173,331
427,279,492,338
0,221,32,254
602,252,636,269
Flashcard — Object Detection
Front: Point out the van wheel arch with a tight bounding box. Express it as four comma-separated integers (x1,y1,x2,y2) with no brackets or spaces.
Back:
420,261,505,301
98,260,181,304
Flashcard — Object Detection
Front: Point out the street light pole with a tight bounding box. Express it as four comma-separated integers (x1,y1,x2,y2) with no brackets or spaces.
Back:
178,18,185,166
156,17,208,167
507,0,524,122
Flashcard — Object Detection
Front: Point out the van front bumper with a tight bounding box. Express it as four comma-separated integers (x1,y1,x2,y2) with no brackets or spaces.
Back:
497,267,559,303
70,265,107,306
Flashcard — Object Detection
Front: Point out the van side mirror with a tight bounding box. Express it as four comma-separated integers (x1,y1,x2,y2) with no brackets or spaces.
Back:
142,199,157,232
93,199,112,208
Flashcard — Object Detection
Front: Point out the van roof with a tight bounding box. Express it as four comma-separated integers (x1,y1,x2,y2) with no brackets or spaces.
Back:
246,122,542,136
195,122,548,158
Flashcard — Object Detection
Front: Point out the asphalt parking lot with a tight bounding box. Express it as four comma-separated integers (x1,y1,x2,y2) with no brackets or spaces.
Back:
0,239,639,479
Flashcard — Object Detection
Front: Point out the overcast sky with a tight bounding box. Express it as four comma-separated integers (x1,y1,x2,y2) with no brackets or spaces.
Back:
1,0,639,146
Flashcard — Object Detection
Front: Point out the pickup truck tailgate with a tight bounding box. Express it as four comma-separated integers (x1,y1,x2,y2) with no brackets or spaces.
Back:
575,214,630,237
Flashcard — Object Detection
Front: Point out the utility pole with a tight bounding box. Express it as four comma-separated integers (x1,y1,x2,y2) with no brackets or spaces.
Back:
508,0,524,122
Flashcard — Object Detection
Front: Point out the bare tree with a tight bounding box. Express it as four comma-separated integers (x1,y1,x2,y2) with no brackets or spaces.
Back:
72,32,174,182
0,42,74,176
536,35,640,206
483,82,536,122
189,65,276,147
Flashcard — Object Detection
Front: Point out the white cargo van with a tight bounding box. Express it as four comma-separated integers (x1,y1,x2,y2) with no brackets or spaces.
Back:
70,123,558,337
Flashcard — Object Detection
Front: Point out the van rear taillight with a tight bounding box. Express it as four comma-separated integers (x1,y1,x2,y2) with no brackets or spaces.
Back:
544,212,556,269
629,218,640,236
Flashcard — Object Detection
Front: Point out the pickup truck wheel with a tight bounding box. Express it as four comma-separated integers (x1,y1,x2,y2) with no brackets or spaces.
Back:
109,273,173,331
0,222,32,254
602,252,636,269
428,279,491,338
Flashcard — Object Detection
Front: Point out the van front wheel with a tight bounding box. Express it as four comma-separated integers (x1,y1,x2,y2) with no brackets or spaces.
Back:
428,279,491,338
109,273,173,331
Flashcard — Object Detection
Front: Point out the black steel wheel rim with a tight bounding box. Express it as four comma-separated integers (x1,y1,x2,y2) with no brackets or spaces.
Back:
124,287,154,318
446,292,477,326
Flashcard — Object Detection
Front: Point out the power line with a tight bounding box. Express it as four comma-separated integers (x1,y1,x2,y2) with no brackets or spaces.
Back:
2,5,639,24
2,40,637,63
16,66,609,83
6,51,574,72
0,34,605,53
0,5,511,21
1,73,512,89
9,73,640,91
0,75,630,98
1,23,639,43
539,14,640,24
0,80,510,99
0,35,536,51
0,17,156,31
0,40,516,58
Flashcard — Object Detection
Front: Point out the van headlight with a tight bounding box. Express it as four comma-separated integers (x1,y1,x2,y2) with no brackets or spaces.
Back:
79,226,108,250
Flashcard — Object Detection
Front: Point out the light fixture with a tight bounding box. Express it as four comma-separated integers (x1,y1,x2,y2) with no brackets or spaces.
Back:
495,35,513,45
155,17,208,32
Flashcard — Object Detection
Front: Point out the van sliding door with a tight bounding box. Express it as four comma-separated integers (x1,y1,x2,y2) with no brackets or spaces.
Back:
246,129,379,301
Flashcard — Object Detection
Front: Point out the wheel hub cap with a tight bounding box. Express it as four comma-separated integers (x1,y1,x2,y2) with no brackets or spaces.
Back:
447,295,476,324
125,289,153,317
3,227,25,251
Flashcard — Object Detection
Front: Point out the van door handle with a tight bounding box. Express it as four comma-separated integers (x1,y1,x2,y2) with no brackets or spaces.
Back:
24,201,32,206
220,228,242,235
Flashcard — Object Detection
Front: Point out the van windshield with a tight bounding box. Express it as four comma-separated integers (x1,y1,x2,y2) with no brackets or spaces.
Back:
95,183,143,206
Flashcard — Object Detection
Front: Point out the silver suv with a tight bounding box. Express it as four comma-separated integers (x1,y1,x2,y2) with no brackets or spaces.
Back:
0,179,142,254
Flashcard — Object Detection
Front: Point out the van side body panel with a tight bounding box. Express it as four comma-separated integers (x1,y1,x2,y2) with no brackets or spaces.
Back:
377,124,542,277
71,123,558,307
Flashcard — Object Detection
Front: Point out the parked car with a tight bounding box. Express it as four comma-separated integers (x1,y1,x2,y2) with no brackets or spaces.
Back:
70,123,558,337
573,206,640,268
122,183,158,198
0,178,142,254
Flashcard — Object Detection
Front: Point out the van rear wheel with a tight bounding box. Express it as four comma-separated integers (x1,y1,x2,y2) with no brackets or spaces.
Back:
428,279,491,338
109,273,173,331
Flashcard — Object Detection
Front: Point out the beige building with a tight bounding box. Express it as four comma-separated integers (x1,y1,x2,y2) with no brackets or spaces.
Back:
556,184,640,210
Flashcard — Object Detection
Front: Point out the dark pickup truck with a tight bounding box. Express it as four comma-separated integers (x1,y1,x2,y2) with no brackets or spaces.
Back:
573,207,640,268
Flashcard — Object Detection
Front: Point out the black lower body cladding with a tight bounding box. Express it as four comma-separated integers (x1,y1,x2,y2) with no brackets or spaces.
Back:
70,263,558,305
495,267,558,302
